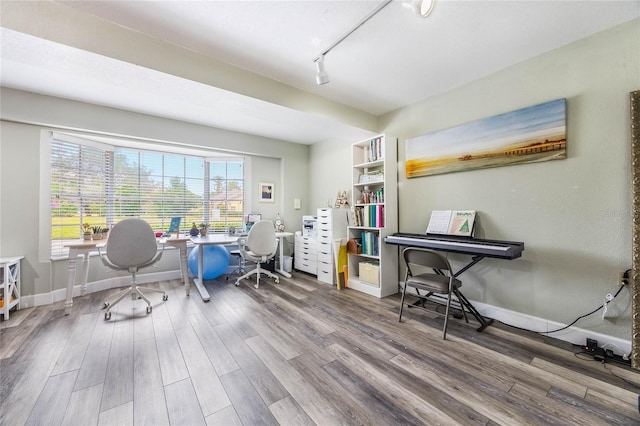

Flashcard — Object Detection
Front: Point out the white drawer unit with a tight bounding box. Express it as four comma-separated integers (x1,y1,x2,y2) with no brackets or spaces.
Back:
295,234,318,275
315,208,348,285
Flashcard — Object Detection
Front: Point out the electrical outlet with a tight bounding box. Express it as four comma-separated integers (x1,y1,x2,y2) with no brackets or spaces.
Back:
619,271,629,286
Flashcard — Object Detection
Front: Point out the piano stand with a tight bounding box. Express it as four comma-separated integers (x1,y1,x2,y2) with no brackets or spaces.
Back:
385,232,524,333
454,287,494,332
409,255,495,332
453,255,494,332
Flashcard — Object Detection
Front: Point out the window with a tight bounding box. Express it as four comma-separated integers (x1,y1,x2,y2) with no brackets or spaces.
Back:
50,136,244,258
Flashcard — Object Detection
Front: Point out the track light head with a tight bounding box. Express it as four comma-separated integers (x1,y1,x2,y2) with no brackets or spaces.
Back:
404,0,435,17
315,55,329,85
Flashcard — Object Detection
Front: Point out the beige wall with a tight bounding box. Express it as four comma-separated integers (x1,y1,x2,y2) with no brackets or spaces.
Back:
0,88,309,299
310,19,640,342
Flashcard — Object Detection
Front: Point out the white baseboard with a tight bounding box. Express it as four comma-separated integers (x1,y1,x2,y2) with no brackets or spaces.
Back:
20,265,243,309
401,284,631,356
19,270,181,309
474,300,631,356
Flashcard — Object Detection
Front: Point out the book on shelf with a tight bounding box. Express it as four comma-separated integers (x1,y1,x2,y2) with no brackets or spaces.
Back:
359,231,379,256
363,137,383,163
351,205,385,228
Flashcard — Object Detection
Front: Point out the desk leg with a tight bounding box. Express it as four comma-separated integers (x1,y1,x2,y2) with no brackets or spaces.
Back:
178,244,190,296
80,252,90,296
64,249,78,315
275,236,291,278
193,244,211,302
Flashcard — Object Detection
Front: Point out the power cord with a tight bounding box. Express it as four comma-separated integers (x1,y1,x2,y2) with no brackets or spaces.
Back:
541,284,626,334
494,283,627,335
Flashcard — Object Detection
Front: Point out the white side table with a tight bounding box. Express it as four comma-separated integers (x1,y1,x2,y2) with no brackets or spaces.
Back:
0,256,23,320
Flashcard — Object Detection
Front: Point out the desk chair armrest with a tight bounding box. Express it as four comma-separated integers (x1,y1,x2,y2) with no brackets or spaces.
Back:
98,246,119,270
237,237,250,255
138,245,164,269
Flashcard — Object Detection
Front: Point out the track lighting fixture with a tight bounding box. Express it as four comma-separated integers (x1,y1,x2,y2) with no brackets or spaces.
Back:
314,55,329,85
404,0,436,18
312,0,435,85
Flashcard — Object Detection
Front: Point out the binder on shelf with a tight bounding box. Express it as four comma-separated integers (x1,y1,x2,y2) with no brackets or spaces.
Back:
376,205,384,227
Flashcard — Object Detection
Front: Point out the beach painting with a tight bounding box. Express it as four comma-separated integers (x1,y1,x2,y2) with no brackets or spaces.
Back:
405,98,567,178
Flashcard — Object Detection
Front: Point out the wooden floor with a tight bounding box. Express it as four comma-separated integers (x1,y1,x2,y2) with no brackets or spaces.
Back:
1,271,639,425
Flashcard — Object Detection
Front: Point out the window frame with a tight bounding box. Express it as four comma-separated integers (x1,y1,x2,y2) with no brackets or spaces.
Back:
45,131,245,260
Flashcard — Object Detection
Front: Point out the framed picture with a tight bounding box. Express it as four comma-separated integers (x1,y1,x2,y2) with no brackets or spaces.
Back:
405,98,566,178
259,182,274,202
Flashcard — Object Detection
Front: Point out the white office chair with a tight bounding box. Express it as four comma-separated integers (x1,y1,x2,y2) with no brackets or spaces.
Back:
235,220,280,289
98,218,167,320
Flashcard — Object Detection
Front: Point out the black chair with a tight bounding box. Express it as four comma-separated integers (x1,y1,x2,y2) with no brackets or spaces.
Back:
399,247,468,339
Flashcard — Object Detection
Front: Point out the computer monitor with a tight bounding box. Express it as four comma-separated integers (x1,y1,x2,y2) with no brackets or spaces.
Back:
246,213,262,231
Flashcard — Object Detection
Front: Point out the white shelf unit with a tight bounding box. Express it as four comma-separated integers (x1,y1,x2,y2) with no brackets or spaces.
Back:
0,256,23,320
347,135,398,298
316,208,348,285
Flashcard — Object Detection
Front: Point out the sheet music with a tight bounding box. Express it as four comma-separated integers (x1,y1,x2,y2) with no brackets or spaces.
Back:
426,210,452,234
426,210,476,236
448,210,476,236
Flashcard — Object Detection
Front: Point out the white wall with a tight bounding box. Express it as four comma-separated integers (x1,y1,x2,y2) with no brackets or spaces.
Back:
0,89,309,299
310,19,640,344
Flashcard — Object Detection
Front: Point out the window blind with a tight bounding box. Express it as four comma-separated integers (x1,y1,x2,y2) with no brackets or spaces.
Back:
50,140,110,257
50,137,244,258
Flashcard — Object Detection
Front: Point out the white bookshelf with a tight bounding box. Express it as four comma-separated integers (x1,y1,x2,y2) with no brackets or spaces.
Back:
347,135,398,298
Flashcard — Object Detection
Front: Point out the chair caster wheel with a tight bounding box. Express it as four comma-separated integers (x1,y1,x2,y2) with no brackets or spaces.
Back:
104,312,111,320
102,302,109,309
146,306,152,314
235,281,240,287
254,284,259,289
162,294,168,301
274,278,280,284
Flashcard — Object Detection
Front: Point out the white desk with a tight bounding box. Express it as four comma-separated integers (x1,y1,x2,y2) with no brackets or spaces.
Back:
189,231,293,301
274,232,294,278
189,234,239,302
63,232,294,311
159,236,191,296
64,237,190,315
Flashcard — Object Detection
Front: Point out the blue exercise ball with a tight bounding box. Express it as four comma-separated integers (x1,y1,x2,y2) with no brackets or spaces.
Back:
188,245,230,280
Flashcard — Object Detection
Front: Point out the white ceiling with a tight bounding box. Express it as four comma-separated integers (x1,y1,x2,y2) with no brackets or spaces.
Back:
1,0,639,144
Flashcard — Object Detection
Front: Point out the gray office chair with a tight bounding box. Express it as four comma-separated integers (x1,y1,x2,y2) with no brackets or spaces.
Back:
399,247,468,339
98,218,167,320
235,220,280,289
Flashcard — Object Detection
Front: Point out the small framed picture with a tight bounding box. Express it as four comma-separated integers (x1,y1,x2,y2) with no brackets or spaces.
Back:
259,182,274,202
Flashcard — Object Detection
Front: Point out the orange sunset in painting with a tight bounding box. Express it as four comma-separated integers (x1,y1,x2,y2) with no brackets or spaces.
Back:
406,99,567,178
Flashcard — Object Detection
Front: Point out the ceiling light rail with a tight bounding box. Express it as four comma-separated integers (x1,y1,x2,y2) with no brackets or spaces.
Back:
312,0,435,85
